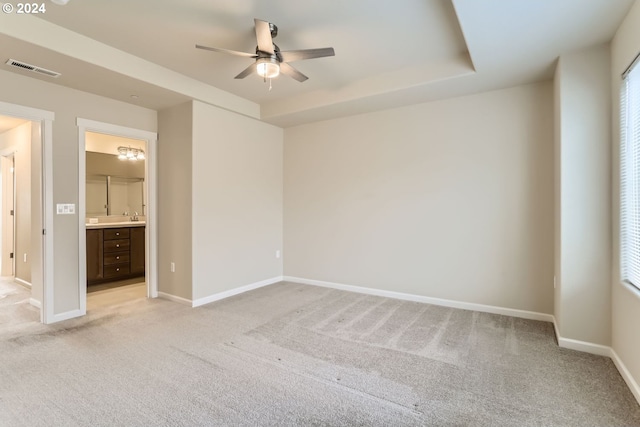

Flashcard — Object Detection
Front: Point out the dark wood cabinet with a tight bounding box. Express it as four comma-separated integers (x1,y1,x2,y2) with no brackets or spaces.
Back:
130,227,145,275
86,225,145,285
86,229,103,282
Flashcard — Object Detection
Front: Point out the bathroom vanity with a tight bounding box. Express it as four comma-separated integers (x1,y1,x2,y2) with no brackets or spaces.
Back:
86,223,145,285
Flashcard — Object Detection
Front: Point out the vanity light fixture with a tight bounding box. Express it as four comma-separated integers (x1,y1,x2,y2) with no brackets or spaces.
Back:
117,146,145,161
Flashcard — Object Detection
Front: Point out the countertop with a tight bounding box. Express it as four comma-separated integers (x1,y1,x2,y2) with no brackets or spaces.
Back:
85,221,146,229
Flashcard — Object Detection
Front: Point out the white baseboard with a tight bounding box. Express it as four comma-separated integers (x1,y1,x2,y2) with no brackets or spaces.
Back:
158,292,192,306
557,337,612,357
192,276,283,307
157,276,284,308
551,319,613,356
14,278,32,289
610,348,640,405
50,309,84,323
283,276,554,323
29,298,41,309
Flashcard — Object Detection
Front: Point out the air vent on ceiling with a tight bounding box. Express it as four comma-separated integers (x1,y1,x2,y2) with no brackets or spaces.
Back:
5,59,61,78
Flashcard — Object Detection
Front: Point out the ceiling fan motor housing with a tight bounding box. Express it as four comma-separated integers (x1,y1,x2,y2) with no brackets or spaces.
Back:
257,44,281,62
268,22,278,38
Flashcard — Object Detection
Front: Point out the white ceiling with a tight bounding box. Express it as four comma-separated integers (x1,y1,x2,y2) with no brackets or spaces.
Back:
0,0,635,127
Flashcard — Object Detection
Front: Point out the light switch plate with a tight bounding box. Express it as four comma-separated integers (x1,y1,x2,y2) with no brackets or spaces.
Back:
56,203,75,215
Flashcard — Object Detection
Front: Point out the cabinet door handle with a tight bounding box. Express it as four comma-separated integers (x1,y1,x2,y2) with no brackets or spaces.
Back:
116,256,120,260
116,232,120,236
116,268,120,271
116,244,120,248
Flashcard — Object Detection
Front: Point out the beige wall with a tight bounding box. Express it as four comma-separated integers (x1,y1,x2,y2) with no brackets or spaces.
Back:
284,82,554,313
157,101,193,300
191,101,283,300
0,154,14,277
157,100,283,302
554,45,612,346
611,0,640,394
0,69,157,315
0,121,32,284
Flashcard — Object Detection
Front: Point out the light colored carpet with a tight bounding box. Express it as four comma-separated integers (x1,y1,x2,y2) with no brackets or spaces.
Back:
1,280,639,426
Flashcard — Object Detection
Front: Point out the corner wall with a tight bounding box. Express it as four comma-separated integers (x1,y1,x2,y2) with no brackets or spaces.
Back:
611,0,640,399
157,100,284,304
554,45,612,347
284,82,554,314
157,101,193,300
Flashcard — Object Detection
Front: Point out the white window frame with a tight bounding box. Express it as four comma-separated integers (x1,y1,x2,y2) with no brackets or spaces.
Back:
620,52,640,291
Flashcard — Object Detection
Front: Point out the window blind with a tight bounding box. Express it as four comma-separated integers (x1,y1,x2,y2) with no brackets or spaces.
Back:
621,57,640,289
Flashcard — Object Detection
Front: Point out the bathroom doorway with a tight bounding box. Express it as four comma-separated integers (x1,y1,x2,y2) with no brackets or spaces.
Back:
85,132,147,310
77,119,158,315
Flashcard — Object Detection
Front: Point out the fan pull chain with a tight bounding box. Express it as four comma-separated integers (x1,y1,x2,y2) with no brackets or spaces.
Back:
269,78,273,91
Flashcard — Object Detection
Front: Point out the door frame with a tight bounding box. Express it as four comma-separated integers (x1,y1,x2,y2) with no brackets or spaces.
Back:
0,100,54,324
77,118,158,314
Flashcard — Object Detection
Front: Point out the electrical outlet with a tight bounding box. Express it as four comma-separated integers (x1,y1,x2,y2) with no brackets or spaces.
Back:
170,262,175,273
276,250,280,259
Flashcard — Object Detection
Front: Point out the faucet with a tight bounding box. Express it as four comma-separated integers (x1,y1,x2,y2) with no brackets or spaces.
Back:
130,211,139,222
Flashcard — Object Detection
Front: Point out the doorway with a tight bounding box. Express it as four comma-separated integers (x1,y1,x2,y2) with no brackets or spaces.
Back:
0,102,54,324
1,122,32,291
77,118,158,315
85,132,147,310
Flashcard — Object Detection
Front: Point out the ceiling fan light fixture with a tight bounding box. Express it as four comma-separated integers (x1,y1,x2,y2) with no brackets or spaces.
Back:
256,57,280,79
196,18,334,83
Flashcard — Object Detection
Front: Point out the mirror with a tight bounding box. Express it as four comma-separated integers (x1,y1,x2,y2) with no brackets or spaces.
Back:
86,151,145,217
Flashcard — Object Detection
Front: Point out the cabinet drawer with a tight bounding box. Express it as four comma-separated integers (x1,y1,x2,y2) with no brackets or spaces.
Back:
104,251,130,266
104,264,130,278
104,228,130,240
104,239,130,252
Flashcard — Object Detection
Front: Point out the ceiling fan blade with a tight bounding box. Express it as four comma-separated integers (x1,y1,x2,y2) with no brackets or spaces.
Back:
196,44,257,58
279,63,308,82
235,63,257,79
280,47,335,63
254,19,274,54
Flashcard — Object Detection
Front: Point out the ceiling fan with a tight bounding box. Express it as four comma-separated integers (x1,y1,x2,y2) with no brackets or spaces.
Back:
196,18,335,82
